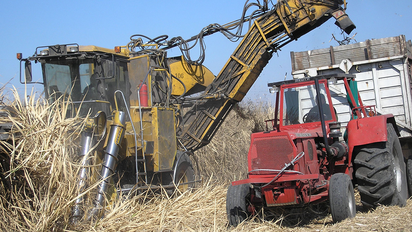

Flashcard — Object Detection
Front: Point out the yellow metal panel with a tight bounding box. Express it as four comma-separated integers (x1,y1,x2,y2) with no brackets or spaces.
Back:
128,55,153,107
169,56,215,96
152,107,177,172
79,45,129,57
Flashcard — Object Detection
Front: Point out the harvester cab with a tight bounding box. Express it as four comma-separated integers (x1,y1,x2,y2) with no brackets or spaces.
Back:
17,44,130,117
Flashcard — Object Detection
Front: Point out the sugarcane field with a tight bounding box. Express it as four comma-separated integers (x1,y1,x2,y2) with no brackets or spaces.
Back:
1,0,412,231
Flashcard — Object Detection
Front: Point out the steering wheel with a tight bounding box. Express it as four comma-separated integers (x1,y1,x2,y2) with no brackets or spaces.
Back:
304,111,319,123
303,113,308,123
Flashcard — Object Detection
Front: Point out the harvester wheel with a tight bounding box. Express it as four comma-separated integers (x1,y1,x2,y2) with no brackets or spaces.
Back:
226,184,250,227
329,173,356,222
173,151,195,193
354,123,407,207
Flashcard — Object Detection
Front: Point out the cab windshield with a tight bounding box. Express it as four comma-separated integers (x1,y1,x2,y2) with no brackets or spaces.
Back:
42,57,129,117
281,82,334,126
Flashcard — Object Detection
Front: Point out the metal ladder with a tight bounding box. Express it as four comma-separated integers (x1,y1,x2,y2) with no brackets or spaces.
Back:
114,90,148,190
134,66,169,186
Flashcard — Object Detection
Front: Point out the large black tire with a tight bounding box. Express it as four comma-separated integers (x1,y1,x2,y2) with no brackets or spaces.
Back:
329,173,356,222
407,156,412,196
354,123,408,207
226,184,250,227
173,152,195,192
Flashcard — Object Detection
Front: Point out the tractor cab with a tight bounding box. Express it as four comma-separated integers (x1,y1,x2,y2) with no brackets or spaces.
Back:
267,74,344,133
17,44,130,118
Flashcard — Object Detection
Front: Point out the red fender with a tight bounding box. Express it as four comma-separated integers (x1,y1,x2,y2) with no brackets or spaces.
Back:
347,114,395,164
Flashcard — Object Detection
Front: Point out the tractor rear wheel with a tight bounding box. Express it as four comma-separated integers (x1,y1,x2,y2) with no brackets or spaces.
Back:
226,184,250,227
329,173,356,222
354,123,408,207
406,156,412,196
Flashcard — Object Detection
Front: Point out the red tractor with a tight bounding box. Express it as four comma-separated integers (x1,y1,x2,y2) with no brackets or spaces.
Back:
227,74,409,225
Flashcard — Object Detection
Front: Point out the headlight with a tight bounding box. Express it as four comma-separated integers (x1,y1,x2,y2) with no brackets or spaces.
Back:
68,46,79,53
269,86,279,94
40,49,49,56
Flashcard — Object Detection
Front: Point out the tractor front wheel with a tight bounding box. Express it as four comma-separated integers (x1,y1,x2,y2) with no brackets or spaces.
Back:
226,184,250,227
354,123,408,207
329,173,356,222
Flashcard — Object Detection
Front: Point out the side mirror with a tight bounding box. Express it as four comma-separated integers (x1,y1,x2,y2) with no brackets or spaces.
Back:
24,60,33,83
19,59,33,84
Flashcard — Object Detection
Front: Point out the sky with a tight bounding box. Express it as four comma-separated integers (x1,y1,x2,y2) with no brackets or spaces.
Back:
1,0,411,102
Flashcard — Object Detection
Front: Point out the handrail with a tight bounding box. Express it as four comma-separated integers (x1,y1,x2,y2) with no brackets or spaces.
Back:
113,90,143,184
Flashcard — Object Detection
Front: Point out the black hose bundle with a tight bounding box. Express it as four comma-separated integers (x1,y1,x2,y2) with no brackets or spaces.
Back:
127,0,273,66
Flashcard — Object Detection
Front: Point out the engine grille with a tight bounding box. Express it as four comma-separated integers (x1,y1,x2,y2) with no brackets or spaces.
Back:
250,135,294,171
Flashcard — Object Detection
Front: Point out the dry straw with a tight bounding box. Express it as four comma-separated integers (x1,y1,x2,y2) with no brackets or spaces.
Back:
0,89,411,231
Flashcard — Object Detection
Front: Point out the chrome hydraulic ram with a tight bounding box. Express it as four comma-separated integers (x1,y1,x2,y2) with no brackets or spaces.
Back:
91,110,126,216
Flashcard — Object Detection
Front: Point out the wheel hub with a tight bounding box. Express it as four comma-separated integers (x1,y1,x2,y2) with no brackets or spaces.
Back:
392,150,402,193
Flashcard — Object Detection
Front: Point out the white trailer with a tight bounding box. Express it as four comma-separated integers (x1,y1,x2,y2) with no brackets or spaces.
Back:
290,35,412,157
